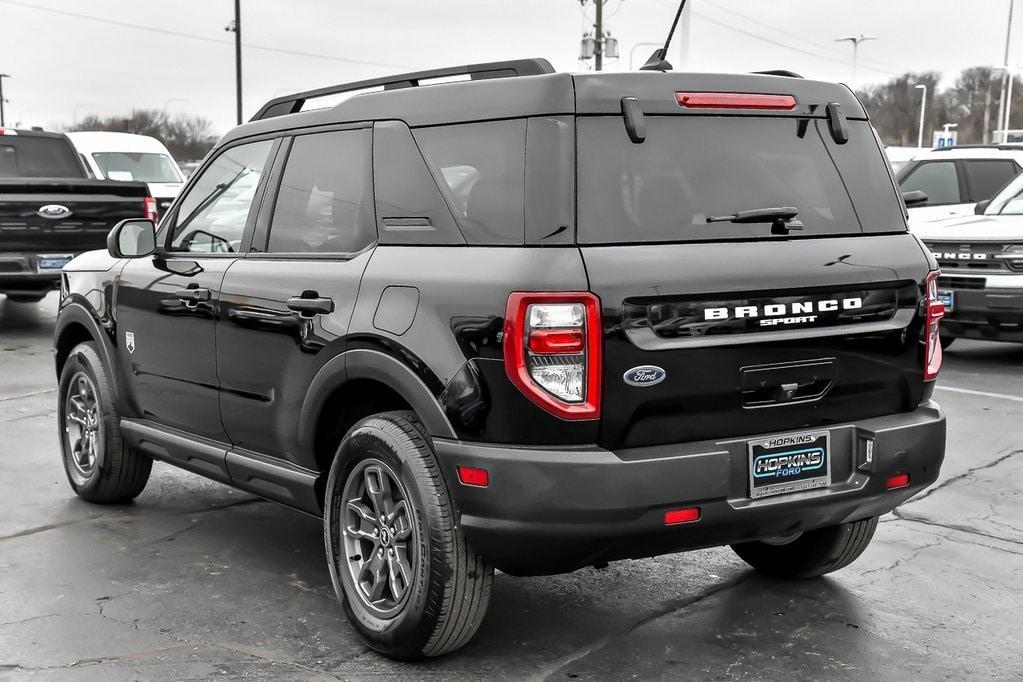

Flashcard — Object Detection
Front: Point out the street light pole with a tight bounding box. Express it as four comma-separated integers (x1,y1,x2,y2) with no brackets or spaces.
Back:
1005,67,1017,141
915,84,927,148
835,34,877,88
0,73,10,127
225,0,242,125
997,0,1016,143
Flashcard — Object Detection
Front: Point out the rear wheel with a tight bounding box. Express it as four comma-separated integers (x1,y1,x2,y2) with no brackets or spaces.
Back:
4,290,49,303
731,516,878,579
58,342,152,503
323,411,493,660
939,334,955,350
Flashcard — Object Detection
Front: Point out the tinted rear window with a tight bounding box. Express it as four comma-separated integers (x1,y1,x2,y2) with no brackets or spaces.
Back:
577,117,905,244
0,136,84,178
964,159,1019,201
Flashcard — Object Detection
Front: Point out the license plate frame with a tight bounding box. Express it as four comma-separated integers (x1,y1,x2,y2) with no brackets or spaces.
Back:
937,290,954,313
37,254,74,271
748,430,831,499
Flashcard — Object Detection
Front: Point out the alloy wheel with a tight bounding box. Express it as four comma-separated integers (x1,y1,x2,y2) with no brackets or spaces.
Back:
64,371,102,478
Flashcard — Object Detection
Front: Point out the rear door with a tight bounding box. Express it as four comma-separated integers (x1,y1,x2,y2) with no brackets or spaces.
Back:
115,137,277,442
899,159,971,223
575,112,930,451
217,126,374,468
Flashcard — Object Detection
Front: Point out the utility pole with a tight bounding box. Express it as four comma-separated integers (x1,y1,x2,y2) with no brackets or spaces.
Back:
594,0,603,71
915,84,927,148
997,0,1016,143
835,34,877,88
225,0,242,125
0,73,9,127
578,1,617,71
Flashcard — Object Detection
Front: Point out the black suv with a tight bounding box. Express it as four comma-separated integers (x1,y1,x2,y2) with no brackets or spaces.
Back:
53,59,947,660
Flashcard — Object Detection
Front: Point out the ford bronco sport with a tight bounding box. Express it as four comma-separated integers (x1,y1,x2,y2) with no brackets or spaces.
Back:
53,58,947,659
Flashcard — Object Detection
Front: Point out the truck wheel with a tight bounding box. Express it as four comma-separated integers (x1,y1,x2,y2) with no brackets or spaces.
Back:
323,411,493,660
939,334,955,350
731,516,878,579
58,342,152,503
5,293,48,303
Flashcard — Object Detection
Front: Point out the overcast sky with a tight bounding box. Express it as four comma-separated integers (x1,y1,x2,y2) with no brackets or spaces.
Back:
1,0,1020,135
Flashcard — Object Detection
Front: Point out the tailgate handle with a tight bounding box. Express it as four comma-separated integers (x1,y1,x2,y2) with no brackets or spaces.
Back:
740,358,835,408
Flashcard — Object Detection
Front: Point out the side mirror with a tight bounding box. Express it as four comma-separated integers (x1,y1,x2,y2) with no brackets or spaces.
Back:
107,219,156,258
974,199,992,215
901,190,928,207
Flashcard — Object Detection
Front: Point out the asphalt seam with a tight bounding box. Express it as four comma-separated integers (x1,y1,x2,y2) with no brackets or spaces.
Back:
0,388,56,402
902,448,1021,506
540,573,750,680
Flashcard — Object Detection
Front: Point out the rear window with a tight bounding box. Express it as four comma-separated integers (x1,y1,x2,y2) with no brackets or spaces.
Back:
93,152,181,183
0,136,84,178
577,117,906,244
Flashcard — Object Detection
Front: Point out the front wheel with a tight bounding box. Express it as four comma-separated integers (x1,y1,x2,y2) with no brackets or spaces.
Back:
731,516,878,579
57,342,152,503
323,411,493,660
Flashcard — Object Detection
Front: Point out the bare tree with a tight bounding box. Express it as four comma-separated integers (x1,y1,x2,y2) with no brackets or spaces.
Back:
70,109,219,161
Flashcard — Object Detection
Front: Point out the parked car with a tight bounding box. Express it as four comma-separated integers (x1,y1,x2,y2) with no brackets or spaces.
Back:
915,170,1023,347
53,59,947,659
0,127,155,302
897,145,1023,226
67,131,185,215
884,145,918,174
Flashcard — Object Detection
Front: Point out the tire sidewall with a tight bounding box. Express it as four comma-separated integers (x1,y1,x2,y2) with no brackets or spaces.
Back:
58,343,118,496
324,417,443,657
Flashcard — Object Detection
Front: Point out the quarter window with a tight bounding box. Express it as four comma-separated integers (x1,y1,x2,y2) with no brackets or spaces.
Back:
169,139,274,253
899,161,961,206
267,129,374,254
963,160,1019,201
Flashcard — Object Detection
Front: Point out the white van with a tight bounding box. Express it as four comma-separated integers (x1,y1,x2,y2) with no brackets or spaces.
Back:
67,131,185,214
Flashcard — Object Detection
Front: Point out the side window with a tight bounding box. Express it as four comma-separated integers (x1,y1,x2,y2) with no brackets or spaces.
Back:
964,160,1020,201
267,129,373,254
899,161,961,206
169,139,274,253
414,120,526,245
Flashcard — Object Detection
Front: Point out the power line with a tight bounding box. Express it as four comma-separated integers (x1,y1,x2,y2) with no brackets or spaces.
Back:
700,0,904,73
0,0,411,70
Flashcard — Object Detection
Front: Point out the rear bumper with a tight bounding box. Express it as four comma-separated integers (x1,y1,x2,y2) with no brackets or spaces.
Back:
434,402,945,576
0,252,72,290
939,285,1023,341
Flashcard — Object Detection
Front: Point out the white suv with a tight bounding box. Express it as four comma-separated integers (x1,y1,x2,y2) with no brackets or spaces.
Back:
897,145,1023,226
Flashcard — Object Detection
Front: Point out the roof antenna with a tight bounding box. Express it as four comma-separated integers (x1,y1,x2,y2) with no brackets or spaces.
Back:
639,0,688,71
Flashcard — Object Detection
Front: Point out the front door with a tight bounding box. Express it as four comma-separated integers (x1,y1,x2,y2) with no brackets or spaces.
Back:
217,127,375,468
114,137,278,440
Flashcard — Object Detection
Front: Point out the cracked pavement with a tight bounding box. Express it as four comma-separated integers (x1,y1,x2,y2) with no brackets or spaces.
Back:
1,293,1021,679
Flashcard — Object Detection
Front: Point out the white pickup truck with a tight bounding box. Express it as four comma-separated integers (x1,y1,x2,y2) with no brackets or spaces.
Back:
913,170,1023,347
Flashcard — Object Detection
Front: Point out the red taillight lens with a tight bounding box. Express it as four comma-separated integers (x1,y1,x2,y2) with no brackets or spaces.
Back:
457,466,489,487
923,270,944,382
886,472,910,490
664,507,701,525
676,92,797,110
503,292,602,420
142,196,159,224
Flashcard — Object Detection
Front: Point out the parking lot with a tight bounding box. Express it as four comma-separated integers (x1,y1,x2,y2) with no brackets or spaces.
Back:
1,292,1020,680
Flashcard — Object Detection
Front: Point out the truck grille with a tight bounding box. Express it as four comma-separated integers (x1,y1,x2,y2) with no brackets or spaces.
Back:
925,241,1021,272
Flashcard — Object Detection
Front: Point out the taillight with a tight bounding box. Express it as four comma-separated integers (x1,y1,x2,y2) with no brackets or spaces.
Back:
923,270,944,382
676,92,797,110
142,196,159,223
503,292,602,420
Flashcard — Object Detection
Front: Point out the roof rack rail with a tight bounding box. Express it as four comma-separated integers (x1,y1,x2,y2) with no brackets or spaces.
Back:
930,143,1023,151
250,58,556,121
753,69,804,78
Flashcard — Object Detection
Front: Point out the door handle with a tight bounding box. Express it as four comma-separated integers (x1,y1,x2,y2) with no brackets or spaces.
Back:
175,287,211,303
286,295,334,316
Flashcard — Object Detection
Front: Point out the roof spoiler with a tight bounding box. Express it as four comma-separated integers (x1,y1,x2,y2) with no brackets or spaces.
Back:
250,58,556,121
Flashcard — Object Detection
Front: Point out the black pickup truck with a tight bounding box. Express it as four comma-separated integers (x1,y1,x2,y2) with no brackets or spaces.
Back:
0,128,155,302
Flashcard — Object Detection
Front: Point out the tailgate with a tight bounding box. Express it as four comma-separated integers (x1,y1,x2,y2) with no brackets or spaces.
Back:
0,179,149,253
584,235,930,450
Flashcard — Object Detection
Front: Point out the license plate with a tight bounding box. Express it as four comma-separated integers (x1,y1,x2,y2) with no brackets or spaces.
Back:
937,290,954,313
748,430,830,499
37,254,73,271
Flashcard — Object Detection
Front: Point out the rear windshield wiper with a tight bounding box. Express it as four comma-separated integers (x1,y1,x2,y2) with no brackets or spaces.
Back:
706,206,803,234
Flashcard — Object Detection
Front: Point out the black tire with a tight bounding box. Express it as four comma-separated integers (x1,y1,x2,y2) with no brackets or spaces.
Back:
323,411,493,660
731,516,879,580
940,334,955,350
57,342,152,503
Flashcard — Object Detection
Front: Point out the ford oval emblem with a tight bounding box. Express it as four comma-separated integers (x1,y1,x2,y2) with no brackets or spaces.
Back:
623,365,666,387
37,204,73,220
